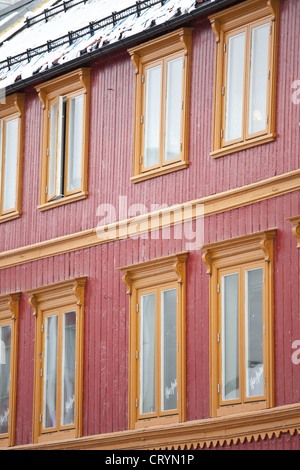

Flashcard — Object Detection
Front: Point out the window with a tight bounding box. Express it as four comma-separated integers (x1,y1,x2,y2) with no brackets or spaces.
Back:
35,68,90,210
202,229,276,417
0,94,25,223
0,292,20,447
27,277,86,443
119,252,188,428
128,28,192,182
209,0,279,157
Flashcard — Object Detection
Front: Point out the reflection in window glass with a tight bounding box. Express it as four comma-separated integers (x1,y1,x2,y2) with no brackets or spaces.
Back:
0,325,11,435
245,268,264,398
225,32,245,143
161,288,177,412
222,273,239,401
140,293,156,415
248,24,269,135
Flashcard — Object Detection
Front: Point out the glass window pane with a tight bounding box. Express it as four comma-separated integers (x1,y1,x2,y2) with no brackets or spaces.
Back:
67,94,84,192
3,119,18,211
0,325,11,435
248,23,269,135
144,65,161,168
222,273,239,401
161,288,177,412
43,315,58,429
61,311,76,426
225,32,245,143
164,57,183,162
245,268,264,398
48,101,57,198
140,293,156,415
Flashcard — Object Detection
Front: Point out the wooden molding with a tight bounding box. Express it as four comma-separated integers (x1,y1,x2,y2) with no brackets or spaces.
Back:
288,216,300,248
0,291,20,448
201,228,277,274
0,292,21,321
128,28,192,181
0,169,299,270
209,0,280,158
118,252,188,295
0,93,25,224
27,277,86,444
6,402,300,450
201,229,276,418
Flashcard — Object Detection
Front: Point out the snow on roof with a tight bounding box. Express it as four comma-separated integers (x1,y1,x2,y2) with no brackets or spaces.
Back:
0,0,203,91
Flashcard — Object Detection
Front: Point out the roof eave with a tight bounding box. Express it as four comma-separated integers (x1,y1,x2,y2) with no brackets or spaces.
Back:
4,0,245,94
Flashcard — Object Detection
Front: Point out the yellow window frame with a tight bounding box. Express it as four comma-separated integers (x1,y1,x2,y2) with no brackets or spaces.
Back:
0,94,25,223
35,68,90,211
202,228,276,418
209,0,280,158
119,252,188,429
0,292,20,448
27,277,86,444
128,28,192,183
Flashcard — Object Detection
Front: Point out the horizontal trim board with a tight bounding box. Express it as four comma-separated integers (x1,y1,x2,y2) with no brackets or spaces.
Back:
6,402,300,450
0,169,299,270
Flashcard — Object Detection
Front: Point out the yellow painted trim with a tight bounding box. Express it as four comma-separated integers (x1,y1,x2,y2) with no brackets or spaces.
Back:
27,277,86,444
201,229,276,418
128,28,192,182
119,252,188,429
288,216,300,249
0,169,299,270
0,292,21,447
5,402,300,450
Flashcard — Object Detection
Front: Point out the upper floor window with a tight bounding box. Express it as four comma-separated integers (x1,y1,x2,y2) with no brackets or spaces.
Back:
0,94,25,223
35,68,90,210
202,229,276,418
28,277,86,443
128,28,192,182
0,292,20,447
209,0,279,158
119,252,188,429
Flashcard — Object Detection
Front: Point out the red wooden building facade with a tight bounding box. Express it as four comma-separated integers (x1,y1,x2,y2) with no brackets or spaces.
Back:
0,0,299,450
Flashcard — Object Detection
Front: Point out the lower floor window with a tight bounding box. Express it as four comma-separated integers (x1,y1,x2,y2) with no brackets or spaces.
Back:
202,229,276,417
139,285,178,418
43,309,76,430
119,252,188,429
28,277,86,443
0,324,11,435
220,264,265,405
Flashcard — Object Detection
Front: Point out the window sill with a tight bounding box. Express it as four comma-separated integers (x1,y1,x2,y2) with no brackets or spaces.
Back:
135,414,179,429
38,191,88,212
131,161,188,183
216,401,267,418
37,428,76,444
0,210,22,224
211,134,276,159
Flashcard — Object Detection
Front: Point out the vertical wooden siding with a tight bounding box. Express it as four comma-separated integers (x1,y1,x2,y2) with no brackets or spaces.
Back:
0,192,298,446
0,0,299,254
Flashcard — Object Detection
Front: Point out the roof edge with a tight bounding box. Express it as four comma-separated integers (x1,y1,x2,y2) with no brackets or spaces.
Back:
3,0,245,94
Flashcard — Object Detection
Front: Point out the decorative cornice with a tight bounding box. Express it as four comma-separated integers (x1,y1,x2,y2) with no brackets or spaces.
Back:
119,252,188,295
287,216,300,248
201,228,277,275
26,277,87,315
0,292,21,321
0,169,299,271
6,402,300,450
